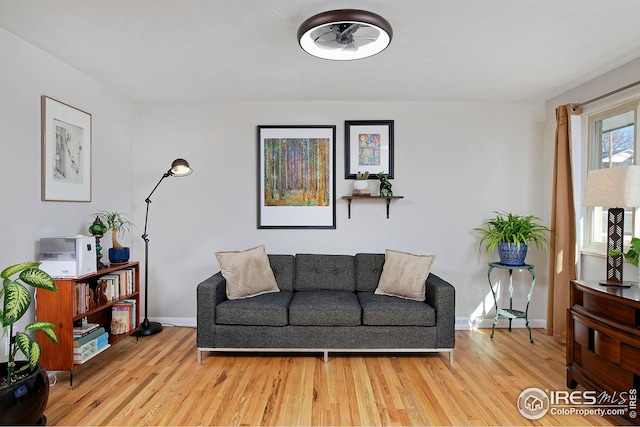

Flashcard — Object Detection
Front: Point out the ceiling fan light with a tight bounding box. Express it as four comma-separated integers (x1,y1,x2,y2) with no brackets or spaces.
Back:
297,9,392,60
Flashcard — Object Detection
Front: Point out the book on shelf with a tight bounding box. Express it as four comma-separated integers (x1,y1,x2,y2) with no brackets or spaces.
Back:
118,299,137,329
73,322,100,338
73,327,106,347
73,282,92,316
101,267,135,301
74,332,110,363
111,304,132,335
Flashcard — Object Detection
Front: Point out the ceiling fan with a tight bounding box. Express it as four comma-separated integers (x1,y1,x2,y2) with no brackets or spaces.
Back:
297,9,393,61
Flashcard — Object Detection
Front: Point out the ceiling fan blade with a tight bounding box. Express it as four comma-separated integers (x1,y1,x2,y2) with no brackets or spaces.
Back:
342,41,359,52
313,30,334,42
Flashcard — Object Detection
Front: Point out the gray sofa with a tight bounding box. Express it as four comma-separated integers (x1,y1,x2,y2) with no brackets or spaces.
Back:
196,253,455,363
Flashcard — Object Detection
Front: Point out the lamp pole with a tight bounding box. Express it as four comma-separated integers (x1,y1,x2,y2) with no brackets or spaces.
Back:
136,159,192,337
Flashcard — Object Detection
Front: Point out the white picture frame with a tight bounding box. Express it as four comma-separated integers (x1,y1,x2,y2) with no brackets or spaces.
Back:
41,96,92,201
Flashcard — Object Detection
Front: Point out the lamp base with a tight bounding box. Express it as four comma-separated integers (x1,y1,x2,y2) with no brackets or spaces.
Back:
598,280,634,288
135,320,163,337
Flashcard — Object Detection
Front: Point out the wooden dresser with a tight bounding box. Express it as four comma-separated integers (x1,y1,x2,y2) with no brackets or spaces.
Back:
567,280,640,394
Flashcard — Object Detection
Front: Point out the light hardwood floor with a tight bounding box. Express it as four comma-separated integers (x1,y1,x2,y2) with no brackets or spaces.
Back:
44,326,631,426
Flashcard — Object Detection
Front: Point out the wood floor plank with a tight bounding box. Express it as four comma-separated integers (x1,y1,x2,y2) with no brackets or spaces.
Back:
44,326,632,426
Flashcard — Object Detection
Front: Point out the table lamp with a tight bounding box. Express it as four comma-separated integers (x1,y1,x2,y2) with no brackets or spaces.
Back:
583,165,640,286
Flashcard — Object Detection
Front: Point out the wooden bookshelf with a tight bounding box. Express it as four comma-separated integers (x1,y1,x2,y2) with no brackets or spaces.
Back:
35,261,140,386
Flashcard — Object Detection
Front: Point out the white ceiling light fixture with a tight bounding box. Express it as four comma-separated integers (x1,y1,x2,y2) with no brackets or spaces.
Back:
297,9,393,61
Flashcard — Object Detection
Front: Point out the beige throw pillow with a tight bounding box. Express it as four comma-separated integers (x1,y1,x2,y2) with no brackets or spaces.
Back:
374,249,436,301
215,245,280,300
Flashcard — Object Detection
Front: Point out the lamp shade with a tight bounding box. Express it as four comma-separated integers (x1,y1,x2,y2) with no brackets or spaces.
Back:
583,166,640,208
170,158,192,177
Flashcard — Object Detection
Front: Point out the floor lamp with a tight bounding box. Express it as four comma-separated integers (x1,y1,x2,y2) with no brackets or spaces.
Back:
583,165,640,286
137,158,192,336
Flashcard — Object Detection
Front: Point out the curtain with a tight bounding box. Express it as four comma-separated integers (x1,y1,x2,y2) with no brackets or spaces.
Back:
546,103,580,341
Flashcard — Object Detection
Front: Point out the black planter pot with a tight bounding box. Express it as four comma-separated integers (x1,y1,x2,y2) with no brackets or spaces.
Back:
108,247,130,264
0,362,49,425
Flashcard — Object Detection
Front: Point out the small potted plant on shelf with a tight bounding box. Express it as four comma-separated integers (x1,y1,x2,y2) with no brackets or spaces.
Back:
97,210,134,264
353,171,370,195
0,261,58,425
474,211,552,266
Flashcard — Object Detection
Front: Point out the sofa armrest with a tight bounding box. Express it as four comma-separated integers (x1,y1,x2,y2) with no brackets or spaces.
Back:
196,272,227,349
425,273,455,348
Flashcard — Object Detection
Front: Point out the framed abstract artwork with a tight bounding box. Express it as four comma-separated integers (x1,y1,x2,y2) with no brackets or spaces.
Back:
345,120,394,179
41,96,92,201
257,125,336,229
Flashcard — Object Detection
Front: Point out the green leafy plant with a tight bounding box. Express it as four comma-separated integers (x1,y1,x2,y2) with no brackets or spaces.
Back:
1,262,57,387
356,171,369,180
474,211,552,256
609,237,640,267
96,210,134,249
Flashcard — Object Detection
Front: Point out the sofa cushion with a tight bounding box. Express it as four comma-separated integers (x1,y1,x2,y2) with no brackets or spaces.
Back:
294,254,356,292
358,292,436,326
375,249,436,301
216,291,293,326
215,245,280,300
268,254,295,292
289,291,361,326
355,253,385,292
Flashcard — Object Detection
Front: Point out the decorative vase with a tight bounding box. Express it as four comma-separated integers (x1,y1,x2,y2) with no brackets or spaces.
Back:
0,362,49,425
353,180,368,191
108,247,130,264
498,242,528,266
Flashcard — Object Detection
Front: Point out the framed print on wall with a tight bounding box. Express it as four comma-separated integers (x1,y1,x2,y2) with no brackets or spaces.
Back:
41,96,92,201
345,120,394,179
257,125,336,229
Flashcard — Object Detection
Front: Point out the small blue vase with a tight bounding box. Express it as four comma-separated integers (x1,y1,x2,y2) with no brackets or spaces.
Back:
108,247,130,264
498,242,528,266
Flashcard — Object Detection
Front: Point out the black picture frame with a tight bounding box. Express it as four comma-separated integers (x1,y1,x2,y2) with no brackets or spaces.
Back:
345,120,394,179
257,125,336,229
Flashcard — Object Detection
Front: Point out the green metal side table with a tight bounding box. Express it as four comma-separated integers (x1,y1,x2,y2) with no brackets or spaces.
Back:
487,262,535,343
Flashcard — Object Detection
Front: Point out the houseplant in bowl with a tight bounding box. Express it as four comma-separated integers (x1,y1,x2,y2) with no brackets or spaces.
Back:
97,210,134,264
474,211,552,266
353,171,370,193
1,261,57,425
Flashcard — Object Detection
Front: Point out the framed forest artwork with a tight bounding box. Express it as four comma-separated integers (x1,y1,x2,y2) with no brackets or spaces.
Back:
257,125,336,229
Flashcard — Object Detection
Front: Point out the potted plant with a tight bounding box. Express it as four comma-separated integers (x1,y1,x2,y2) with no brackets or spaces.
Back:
353,171,370,193
1,261,57,425
474,211,552,266
97,210,134,264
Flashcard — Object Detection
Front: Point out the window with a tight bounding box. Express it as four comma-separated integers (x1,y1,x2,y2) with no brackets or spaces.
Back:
584,101,639,252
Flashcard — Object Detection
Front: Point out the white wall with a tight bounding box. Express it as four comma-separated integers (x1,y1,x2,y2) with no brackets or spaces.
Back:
0,28,134,355
133,100,549,328
545,57,640,282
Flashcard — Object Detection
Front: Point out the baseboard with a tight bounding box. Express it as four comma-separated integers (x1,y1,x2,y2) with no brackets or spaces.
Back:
456,316,546,330
153,317,196,328
153,317,546,331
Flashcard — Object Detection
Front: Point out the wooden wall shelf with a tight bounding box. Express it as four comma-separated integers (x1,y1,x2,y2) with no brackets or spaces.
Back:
341,195,404,219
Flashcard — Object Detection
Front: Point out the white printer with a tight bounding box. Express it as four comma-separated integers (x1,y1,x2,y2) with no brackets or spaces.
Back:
39,236,97,278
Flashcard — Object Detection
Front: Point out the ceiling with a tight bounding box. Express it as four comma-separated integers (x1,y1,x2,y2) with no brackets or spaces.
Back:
2,0,640,103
